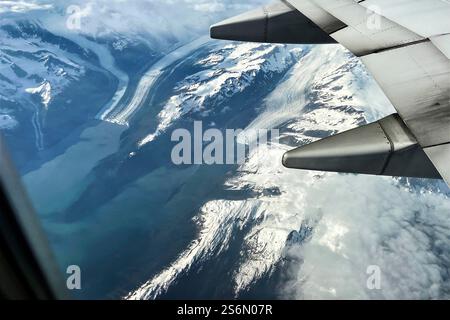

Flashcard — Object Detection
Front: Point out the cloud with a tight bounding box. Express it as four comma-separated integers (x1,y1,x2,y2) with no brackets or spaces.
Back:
6,0,270,49
0,1,52,14
6,1,450,300
126,43,450,299
280,174,450,299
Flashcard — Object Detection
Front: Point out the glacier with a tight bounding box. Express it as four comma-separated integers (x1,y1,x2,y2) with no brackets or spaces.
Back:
127,44,450,300
139,42,302,146
1,1,449,300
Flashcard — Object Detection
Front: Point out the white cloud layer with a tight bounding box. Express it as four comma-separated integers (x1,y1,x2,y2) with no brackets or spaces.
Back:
282,174,450,299
2,0,269,49
0,1,52,13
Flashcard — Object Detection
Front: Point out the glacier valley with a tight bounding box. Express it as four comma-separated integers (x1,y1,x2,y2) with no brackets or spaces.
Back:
1,1,449,300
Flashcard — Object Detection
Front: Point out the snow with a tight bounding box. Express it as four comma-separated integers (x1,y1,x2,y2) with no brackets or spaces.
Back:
101,36,210,126
26,81,52,108
245,45,394,136
40,28,130,125
127,45,369,299
0,24,85,108
127,45,449,300
139,42,302,146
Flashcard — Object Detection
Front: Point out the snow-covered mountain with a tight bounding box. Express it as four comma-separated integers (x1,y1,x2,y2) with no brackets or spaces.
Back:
8,19,309,297
126,44,380,299
0,21,87,105
0,19,123,167
128,45,450,300
2,1,449,301
0,0,270,167
139,42,303,145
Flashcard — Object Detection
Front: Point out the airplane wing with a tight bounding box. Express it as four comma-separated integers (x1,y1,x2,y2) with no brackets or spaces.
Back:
210,0,450,186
